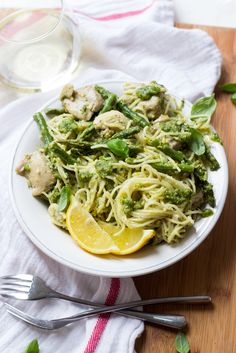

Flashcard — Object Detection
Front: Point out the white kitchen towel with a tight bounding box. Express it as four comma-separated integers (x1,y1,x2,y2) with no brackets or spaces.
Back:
0,1,222,353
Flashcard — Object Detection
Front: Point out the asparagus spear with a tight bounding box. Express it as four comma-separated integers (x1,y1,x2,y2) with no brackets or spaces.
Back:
116,101,149,128
79,123,96,140
111,126,141,140
152,139,185,162
95,85,149,128
95,85,117,113
151,162,194,174
204,146,220,171
49,142,76,165
33,112,53,146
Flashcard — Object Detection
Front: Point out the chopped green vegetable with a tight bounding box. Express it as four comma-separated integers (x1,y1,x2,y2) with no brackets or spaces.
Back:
202,181,215,207
151,162,194,174
111,126,141,140
58,186,71,212
79,123,95,140
189,128,205,156
231,92,236,105
101,93,117,113
191,95,216,120
201,208,214,217
45,107,65,118
34,112,53,146
211,131,222,144
59,117,78,134
136,84,164,100
152,139,185,162
220,83,236,93
117,101,149,127
164,189,192,205
95,159,113,178
122,197,144,216
78,170,93,181
204,146,220,171
107,139,129,158
194,162,208,182
24,339,39,353
175,332,190,353
159,120,183,133
23,163,31,172
49,142,76,165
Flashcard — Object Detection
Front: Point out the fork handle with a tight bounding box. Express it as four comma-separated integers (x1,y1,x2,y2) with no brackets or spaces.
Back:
50,292,209,326
52,312,187,330
51,292,211,307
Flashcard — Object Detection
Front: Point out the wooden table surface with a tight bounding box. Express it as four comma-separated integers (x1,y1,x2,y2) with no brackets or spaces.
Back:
135,23,236,353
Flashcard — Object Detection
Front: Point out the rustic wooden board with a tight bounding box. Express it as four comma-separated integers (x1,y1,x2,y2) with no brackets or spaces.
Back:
135,24,236,353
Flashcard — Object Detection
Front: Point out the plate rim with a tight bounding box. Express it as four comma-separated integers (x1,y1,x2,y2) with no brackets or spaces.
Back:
9,80,229,277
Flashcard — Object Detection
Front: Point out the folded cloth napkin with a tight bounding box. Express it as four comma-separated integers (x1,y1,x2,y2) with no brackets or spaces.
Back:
0,1,222,352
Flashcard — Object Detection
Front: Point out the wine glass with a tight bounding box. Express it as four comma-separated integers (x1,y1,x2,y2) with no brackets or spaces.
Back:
0,0,81,92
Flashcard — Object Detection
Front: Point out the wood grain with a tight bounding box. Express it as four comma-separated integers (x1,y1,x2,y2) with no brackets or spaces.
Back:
135,24,236,353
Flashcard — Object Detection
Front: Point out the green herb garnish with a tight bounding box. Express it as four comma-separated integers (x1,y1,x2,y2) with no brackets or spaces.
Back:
58,186,71,212
175,332,190,353
24,339,39,353
107,139,129,158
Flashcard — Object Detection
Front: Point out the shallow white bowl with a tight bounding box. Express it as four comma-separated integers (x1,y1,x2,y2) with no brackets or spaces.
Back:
10,81,228,277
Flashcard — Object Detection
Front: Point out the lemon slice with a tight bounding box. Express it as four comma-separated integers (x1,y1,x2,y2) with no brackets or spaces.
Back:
99,222,156,255
66,198,156,255
66,198,118,254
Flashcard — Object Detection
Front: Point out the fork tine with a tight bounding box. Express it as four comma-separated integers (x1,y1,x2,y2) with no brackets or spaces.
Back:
5,304,52,329
0,292,29,300
0,285,30,293
0,280,31,288
0,274,33,282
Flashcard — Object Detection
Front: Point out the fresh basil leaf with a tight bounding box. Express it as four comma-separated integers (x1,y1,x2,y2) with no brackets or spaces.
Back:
107,139,129,158
231,92,236,105
175,332,190,353
191,95,216,120
189,128,205,156
58,186,71,212
24,339,39,353
220,83,236,93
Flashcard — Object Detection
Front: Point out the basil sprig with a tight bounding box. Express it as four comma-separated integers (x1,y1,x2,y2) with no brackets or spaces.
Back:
220,82,236,106
175,332,190,353
24,339,39,353
189,128,205,156
58,186,71,212
191,95,217,121
107,139,129,159
231,92,236,105
220,83,236,93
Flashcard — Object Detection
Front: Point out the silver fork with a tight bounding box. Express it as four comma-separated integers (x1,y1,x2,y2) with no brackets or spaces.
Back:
0,274,211,329
5,302,187,330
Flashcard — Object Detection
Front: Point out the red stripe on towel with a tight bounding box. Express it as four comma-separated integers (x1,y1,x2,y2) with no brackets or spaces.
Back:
83,278,120,353
75,1,155,21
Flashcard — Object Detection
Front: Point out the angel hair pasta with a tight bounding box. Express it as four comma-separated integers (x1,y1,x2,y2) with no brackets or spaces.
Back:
17,81,220,246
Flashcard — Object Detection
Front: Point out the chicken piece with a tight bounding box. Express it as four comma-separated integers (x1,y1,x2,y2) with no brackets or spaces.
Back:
135,95,164,120
17,151,56,196
48,203,67,229
60,84,103,121
93,110,129,138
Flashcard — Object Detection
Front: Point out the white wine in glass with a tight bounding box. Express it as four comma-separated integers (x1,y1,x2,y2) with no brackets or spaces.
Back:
0,0,81,92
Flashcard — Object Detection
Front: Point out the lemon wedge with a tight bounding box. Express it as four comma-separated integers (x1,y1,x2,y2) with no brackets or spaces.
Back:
99,222,156,255
66,198,156,255
66,198,118,254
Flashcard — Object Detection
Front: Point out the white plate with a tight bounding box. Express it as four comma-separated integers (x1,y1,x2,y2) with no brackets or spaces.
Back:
10,81,228,277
